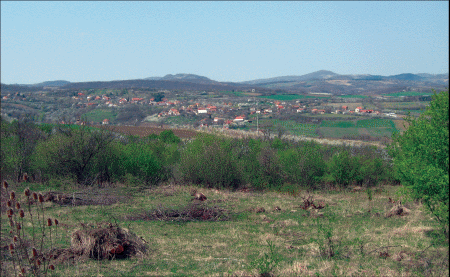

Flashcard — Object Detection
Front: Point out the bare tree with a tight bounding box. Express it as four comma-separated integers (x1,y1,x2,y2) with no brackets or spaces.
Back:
260,121,274,141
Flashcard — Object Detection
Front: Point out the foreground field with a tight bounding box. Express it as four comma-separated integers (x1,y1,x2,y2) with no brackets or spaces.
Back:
1,182,448,277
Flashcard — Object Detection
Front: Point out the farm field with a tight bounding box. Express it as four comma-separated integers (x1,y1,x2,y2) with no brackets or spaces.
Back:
83,109,118,123
271,119,319,137
1,182,447,277
384,91,433,97
323,103,363,110
380,101,429,110
318,118,398,139
220,91,247,97
318,127,361,138
258,94,330,101
335,95,368,98
257,118,399,140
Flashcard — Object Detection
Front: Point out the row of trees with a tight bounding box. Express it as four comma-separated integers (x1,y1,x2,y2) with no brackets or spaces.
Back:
1,116,392,190
177,134,392,190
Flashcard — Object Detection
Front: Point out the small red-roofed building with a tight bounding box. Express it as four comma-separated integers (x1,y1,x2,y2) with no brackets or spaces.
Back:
234,116,244,122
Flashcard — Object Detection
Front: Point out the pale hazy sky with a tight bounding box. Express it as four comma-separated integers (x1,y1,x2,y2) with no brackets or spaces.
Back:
1,1,448,84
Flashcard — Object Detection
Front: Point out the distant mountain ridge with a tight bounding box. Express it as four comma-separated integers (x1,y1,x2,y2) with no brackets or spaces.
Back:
240,70,449,85
144,73,216,83
33,80,71,87
240,70,340,85
3,71,447,95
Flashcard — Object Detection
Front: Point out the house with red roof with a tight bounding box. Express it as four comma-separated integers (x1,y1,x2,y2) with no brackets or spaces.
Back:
233,116,244,122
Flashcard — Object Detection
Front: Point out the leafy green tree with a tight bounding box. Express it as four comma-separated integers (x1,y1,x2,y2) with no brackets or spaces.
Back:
1,115,46,181
120,142,163,186
159,129,181,144
178,134,242,189
325,150,361,188
279,142,326,190
390,90,449,236
153,92,164,102
32,126,116,185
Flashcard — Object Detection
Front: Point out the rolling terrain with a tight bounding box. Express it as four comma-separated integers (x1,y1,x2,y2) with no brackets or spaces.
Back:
2,71,447,95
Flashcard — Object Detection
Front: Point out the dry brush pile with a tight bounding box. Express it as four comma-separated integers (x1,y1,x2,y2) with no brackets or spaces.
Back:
1,180,147,277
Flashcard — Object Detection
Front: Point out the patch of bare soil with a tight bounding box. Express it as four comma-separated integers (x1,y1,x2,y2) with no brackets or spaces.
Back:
326,80,352,86
124,203,231,222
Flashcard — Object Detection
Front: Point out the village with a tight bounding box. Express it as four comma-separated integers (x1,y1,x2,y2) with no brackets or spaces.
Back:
23,90,397,128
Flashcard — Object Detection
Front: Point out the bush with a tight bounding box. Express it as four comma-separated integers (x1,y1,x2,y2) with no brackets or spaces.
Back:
32,126,116,185
390,89,449,236
325,150,361,188
178,134,242,189
358,156,387,187
120,142,163,186
278,142,326,190
254,146,283,190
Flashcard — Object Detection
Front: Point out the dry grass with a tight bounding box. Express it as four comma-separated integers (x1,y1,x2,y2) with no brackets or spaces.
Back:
1,181,448,277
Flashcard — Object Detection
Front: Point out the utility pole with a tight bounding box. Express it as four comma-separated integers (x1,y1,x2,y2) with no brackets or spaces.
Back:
256,98,259,134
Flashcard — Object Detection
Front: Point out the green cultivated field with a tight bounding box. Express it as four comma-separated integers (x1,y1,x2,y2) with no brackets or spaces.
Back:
384,91,432,97
318,118,398,138
220,90,246,96
318,127,361,138
320,121,356,128
356,118,397,129
272,119,319,137
259,95,330,101
83,109,118,123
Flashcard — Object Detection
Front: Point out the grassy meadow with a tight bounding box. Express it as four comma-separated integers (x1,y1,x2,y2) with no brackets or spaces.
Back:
1,181,448,277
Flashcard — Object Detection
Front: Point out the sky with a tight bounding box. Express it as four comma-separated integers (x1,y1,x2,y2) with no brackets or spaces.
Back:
1,1,449,84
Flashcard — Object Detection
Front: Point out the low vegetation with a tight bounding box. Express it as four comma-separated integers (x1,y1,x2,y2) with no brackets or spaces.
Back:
0,90,448,276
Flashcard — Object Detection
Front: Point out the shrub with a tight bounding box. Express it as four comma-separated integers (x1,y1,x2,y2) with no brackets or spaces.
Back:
389,89,449,236
120,142,163,186
325,150,361,188
178,134,242,189
278,143,326,190
32,126,116,185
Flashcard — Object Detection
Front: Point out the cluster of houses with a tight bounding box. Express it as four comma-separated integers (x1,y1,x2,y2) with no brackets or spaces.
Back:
68,94,393,126
2,89,397,126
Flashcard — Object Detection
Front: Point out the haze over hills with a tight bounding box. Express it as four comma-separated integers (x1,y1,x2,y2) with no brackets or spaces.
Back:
240,70,340,85
2,70,448,95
